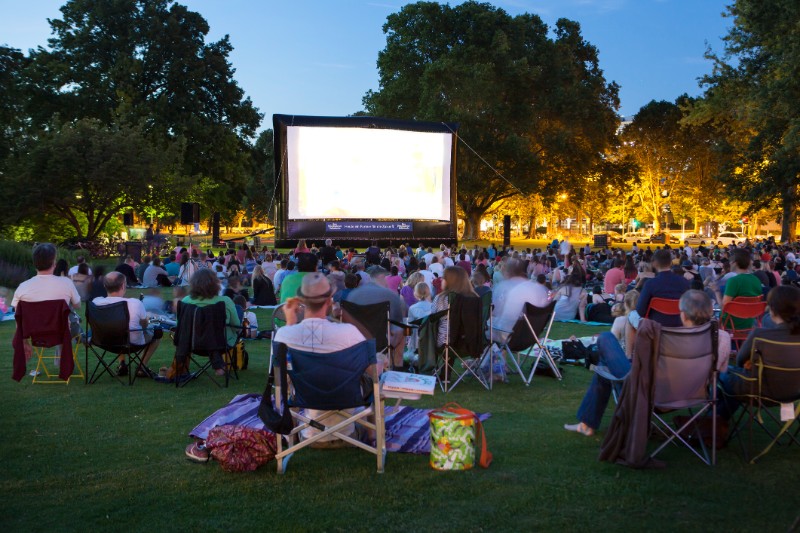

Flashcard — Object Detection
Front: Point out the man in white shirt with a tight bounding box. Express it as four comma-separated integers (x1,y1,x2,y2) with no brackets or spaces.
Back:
429,256,445,278
12,243,82,376
12,243,81,310
92,271,162,377
275,272,366,445
492,259,550,341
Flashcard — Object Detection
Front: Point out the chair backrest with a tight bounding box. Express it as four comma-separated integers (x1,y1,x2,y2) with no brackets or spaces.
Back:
645,298,680,319
446,293,484,351
480,291,492,326
174,301,228,353
721,300,767,322
507,301,556,352
751,337,800,403
274,339,377,410
733,295,764,304
653,321,718,409
86,301,131,351
341,300,390,353
720,300,767,340
15,300,71,347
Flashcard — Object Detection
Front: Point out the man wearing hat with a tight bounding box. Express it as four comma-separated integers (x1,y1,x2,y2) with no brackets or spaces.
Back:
275,272,364,351
273,272,366,447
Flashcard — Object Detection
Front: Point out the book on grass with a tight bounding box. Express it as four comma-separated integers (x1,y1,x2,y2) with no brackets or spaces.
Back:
380,371,436,395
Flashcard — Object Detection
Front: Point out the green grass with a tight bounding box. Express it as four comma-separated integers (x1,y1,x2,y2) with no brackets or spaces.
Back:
2,302,798,533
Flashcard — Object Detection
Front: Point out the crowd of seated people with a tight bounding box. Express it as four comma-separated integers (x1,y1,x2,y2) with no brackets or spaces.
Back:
9,234,800,392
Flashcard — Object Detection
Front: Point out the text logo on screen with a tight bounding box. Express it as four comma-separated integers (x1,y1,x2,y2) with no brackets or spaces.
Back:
325,221,414,232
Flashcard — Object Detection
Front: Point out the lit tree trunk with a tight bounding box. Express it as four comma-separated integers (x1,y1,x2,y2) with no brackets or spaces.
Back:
462,208,482,241
526,215,536,239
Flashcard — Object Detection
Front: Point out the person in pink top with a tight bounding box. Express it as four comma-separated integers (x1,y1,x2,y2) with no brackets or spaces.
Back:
385,266,403,294
603,258,626,295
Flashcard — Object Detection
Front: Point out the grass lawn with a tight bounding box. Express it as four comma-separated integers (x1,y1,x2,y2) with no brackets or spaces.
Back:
1,293,798,533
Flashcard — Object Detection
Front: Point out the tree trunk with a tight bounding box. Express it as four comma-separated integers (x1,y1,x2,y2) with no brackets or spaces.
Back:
780,185,797,243
526,216,536,239
462,209,482,241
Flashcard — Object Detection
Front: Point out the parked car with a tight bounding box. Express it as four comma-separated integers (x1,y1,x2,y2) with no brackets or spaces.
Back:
647,233,681,245
682,234,707,246
594,231,625,244
622,232,649,243
715,232,748,247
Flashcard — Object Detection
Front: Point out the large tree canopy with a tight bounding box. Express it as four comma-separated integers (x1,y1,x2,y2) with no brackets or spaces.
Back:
690,0,800,242
363,1,620,239
5,119,184,240
2,0,262,239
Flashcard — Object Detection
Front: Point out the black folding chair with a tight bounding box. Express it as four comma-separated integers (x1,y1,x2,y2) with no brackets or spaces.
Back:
173,301,239,388
85,301,156,385
436,293,489,392
341,300,404,370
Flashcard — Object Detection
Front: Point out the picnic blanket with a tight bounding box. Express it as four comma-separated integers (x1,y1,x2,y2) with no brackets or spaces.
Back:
190,394,490,454
555,319,611,326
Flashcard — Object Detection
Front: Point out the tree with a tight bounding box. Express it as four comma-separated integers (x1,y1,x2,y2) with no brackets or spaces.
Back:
690,0,800,242
0,46,29,165
244,129,276,224
6,0,262,238
619,100,689,233
364,1,619,239
5,119,184,240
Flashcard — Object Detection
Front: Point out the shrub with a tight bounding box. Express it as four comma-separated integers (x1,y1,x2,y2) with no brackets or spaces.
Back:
0,240,84,288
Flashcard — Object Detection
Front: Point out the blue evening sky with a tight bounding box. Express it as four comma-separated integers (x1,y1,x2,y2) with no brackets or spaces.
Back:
1,0,732,130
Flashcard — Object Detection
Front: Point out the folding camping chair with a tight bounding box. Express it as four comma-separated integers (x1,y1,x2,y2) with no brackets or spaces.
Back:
720,300,767,351
724,337,800,463
266,339,386,474
12,300,84,384
647,321,721,465
173,301,239,388
435,293,489,392
494,301,559,387
599,320,722,466
85,301,159,385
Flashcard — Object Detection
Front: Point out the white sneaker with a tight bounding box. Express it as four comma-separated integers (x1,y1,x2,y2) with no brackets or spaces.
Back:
29,370,41,377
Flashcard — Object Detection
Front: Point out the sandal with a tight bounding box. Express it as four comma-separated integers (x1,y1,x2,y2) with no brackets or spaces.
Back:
564,422,595,436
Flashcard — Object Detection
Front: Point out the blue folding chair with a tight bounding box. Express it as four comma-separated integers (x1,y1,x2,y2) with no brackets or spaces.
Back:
263,339,386,473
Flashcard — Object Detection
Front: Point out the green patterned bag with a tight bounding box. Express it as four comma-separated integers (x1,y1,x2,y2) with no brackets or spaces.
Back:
429,403,492,470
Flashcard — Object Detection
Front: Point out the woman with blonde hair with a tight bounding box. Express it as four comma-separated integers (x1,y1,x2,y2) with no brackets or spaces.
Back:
400,271,424,308
611,289,639,353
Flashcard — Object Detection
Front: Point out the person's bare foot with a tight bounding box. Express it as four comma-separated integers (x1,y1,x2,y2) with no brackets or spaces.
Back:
564,422,594,436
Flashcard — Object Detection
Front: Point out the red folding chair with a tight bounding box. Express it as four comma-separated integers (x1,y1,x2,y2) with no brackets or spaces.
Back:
644,297,681,319
732,296,764,304
720,300,767,350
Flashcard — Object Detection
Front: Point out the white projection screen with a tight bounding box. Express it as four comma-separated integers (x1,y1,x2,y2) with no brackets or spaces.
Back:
286,126,452,220
273,114,458,244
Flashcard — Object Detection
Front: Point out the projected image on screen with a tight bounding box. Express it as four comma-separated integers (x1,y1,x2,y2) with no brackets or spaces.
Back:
286,126,452,221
